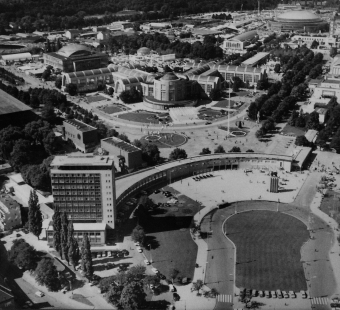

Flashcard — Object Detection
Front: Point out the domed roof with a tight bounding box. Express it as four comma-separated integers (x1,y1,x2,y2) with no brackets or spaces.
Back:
160,72,179,81
277,10,321,21
137,47,151,55
57,44,91,57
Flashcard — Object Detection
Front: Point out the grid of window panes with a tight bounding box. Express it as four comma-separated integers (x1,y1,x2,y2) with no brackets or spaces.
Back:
47,231,102,244
51,173,102,220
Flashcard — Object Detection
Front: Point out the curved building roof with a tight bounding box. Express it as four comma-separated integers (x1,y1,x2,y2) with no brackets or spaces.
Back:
231,30,258,42
57,44,91,58
277,10,321,21
160,72,179,81
65,67,115,79
137,47,151,55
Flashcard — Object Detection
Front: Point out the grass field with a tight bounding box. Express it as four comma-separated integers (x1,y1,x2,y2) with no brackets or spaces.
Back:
213,100,238,109
320,189,340,225
280,124,305,137
141,133,187,148
141,186,202,281
118,112,172,124
225,210,308,291
86,95,107,103
101,105,124,114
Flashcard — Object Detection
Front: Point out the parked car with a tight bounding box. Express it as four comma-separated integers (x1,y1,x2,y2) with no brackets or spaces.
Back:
107,251,112,257
259,291,265,298
137,247,143,253
289,291,296,298
276,290,283,299
282,291,289,298
144,259,150,265
35,291,44,297
301,290,307,299
265,291,270,298
252,289,257,297
271,291,277,298
151,268,159,274
96,253,101,258
169,284,176,292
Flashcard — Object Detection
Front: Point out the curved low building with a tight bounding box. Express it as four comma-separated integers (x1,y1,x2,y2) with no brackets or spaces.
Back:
268,10,328,33
137,47,151,56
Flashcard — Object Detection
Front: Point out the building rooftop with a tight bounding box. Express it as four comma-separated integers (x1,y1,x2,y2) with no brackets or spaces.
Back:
230,30,258,42
277,10,322,21
242,52,270,66
0,89,32,115
305,129,318,142
51,155,114,167
63,119,97,132
102,137,141,153
57,43,91,58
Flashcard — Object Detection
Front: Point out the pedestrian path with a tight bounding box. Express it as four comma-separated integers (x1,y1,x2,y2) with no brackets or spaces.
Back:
217,294,233,303
310,297,329,305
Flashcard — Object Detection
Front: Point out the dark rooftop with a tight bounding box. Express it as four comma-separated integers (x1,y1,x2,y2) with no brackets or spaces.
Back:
0,89,32,115
102,137,141,153
63,119,97,132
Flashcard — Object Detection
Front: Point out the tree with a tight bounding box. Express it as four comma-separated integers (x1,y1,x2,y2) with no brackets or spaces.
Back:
8,239,36,270
68,221,80,271
141,143,160,166
232,76,243,92
169,268,179,284
55,77,62,89
209,88,220,101
295,135,310,147
306,111,320,130
35,258,61,291
28,190,42,239
327,96,338,109
118,134,130,143
199,148,211,155
133,139,143,148
310,40,319,49
192,279,203,291
81,234,94,279
274,63,281,73
65,83,77,96
52,207,62,258
126,265,146,282
41,104,56,123
143,275,160,287
106,285,124,307
61,212,69,264
330,47,338,58
119,281,147,310
9,139,33,171
169,148,187,160
131,225,145,245
41,69,51,81
246,149,254,152
229,146,241,152
214,145,225,154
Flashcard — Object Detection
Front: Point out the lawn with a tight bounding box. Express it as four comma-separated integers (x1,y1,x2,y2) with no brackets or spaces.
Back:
86,95,107,103
198,108,227,121
118,112,172,124
280,124,305,137
141,133,187,148
101,105,124,114
141,186,203,282
225,210,308,291
320,189,340,225
213,100,238,109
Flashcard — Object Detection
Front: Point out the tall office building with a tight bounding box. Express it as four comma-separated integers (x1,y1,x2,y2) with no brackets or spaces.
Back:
50,155,116,229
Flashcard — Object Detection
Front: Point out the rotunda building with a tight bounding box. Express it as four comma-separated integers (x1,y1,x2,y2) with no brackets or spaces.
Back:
268,10,328,32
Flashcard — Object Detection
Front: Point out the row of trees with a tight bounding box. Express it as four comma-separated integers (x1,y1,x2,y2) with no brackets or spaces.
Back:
249,48,324,130
0,67,25,85
107,32,223,60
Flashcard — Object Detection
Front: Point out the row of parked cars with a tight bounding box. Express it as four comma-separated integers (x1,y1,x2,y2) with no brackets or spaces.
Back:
243,288,308,299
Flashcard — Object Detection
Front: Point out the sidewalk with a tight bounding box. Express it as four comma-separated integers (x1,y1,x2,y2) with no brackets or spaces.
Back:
310,191,340,299
172,205,218,310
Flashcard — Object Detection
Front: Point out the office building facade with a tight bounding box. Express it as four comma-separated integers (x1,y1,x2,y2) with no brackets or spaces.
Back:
50,155,116,229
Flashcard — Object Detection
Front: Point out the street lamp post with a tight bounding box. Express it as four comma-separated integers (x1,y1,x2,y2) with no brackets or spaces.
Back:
148,243,153,263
